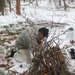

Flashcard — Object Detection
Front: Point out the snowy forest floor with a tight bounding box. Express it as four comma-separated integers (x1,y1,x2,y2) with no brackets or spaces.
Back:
1,1,75,75
0,21,74,75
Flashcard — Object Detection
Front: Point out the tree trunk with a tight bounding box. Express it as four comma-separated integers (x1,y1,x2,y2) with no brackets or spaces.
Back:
63,0,67,10
16,0,21,15
23,0,26,2
7,0,11,12
36,0,38,6
49,0,51,3
59,0,61,6
0,0,5,15
68,0,71,4
71,0,74,2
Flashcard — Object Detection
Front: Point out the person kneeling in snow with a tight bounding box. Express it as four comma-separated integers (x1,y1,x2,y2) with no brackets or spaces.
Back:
15,27,49,64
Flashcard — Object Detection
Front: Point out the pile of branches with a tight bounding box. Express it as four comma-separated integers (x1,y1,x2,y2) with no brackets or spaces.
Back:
29,46,70,75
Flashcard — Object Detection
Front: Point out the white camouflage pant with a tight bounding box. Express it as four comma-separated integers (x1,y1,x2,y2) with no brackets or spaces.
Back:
14,49,32,64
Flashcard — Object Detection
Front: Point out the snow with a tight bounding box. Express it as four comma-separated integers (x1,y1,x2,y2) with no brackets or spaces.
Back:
9,62,30,74
59,39,75,73
0,12,25,26
0,0,75,74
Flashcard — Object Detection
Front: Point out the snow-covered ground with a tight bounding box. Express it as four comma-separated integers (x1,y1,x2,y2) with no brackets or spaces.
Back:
0,1,75,27
0,0,75,74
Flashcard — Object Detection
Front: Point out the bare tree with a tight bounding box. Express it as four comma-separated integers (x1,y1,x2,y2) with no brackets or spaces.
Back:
0,0,5,15
71,0,74,2
16,0,21,15
7,0,11,12
23,0,26,2
71,0,74,4
59,0,61,6
36,0,38,6
63,0,67,10
49,0,51,3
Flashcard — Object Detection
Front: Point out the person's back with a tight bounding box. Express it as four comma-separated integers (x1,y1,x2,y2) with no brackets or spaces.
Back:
14,27,38,64
15,27,37,49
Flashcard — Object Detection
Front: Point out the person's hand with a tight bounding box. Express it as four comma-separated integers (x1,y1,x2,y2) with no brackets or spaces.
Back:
35,39,43,46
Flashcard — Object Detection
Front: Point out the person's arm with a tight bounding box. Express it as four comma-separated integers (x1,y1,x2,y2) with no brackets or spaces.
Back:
15,30,29,49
